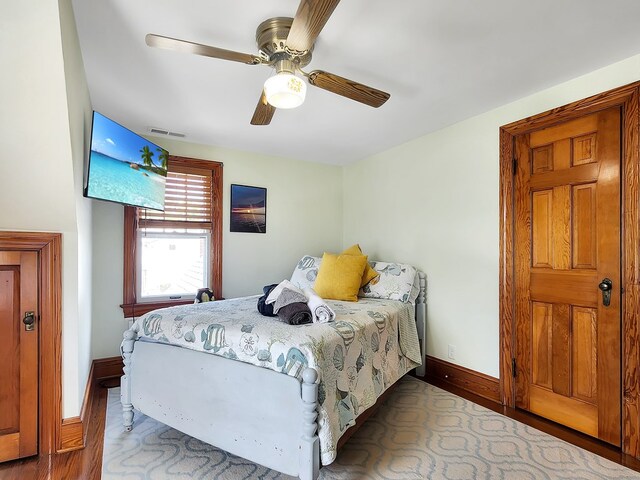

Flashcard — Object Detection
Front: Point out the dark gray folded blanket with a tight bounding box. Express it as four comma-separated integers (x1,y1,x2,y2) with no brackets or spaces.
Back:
277,302,312,325
274,288,312,325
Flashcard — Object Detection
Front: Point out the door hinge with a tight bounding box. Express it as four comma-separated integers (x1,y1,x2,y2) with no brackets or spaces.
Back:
512,358,517,378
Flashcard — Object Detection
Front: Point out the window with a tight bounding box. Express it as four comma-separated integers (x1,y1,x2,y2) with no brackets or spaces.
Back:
138,231,210,299
122,156,222,317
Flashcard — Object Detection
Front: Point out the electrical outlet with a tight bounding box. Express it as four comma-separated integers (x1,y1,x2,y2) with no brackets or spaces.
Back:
448,344,456,360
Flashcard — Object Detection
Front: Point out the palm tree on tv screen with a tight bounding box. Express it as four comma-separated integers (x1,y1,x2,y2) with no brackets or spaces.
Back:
140,145,154,167
157,148,168,170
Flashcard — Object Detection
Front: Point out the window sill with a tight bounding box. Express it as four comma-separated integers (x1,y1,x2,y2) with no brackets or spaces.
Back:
120,299,193,318
120,297,226,317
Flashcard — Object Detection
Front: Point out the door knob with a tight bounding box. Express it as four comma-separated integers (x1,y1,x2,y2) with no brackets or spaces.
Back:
598,278,612,307
23,311,35,331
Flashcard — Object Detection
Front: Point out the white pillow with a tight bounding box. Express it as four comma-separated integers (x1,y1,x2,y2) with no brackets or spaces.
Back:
289,255,322,290
359,261,418,303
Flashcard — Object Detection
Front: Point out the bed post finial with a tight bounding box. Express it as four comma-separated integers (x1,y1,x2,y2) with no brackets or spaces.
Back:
299,367,320,480
121,329,136,432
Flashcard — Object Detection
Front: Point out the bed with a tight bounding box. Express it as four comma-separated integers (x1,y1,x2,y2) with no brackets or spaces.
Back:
121,271,426,480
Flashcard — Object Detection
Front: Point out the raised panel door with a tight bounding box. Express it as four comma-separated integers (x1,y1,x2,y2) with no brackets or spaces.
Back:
514,107,621,446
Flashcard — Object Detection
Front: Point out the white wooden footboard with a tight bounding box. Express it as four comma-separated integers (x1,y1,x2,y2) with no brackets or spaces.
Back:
120,272,426,479
121,338,320,480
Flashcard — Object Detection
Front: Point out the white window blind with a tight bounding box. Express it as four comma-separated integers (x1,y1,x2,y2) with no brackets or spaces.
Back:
138,168,212,229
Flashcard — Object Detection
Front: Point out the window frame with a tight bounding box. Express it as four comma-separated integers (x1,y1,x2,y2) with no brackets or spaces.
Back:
121,155,223,317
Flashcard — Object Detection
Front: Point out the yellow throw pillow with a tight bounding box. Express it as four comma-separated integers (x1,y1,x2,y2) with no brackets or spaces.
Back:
341,244,379,287
314,252,368,302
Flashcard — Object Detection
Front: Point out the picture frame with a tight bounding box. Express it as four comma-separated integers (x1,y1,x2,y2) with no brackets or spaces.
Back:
230,184,267,233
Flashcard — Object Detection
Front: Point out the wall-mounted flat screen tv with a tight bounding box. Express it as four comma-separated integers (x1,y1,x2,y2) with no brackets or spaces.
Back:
84,111,168,210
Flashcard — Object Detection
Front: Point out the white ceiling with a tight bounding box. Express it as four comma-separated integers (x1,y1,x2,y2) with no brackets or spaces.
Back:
72,0,640,165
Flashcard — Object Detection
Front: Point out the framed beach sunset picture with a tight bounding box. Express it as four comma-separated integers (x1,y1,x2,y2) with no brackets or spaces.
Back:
230,184,267,233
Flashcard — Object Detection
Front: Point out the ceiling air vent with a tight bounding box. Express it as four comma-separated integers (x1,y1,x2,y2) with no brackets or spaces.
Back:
148,127,186,138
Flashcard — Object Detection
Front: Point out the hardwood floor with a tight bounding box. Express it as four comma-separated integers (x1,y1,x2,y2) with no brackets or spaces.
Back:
0,378,117,480
2,375,639,479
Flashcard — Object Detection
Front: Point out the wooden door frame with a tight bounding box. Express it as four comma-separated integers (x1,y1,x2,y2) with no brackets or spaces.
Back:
0,232,62,456
499,82,640,456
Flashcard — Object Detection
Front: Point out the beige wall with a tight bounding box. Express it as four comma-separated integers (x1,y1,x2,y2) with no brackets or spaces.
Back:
343,54,640,378
0,0,93,417
91,139,343,359
58,0,94,416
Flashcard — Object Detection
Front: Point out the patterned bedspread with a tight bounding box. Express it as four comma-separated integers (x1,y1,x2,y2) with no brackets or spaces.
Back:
129,296,422,464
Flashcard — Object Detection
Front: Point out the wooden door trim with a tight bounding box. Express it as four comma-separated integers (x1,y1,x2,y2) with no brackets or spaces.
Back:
499,82,640,457
0,232,62,456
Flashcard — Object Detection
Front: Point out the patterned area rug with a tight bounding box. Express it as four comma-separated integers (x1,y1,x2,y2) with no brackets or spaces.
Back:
102,377,639,479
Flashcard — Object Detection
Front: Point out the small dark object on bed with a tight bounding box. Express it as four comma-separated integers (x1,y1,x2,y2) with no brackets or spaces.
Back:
277,302,312,325
257,284,278,316
195,288,215,303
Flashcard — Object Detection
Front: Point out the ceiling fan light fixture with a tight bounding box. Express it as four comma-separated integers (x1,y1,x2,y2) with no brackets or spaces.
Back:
263,72,306,109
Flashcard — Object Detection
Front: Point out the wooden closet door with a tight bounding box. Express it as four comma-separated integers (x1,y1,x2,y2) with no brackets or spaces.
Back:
514,107,621,446
0,251,38,461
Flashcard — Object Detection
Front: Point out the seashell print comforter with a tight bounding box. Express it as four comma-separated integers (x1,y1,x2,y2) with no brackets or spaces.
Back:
128,295,421,465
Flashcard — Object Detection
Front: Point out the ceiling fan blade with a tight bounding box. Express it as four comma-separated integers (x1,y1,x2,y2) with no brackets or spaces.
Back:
286,0,341,53
250,91,276,125
146,34,262,65
307,70,390,107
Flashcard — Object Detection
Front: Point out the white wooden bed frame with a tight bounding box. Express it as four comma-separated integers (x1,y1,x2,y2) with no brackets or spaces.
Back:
121,272,426,480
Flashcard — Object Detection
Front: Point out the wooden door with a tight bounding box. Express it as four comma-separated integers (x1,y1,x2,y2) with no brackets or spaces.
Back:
0,251,38,461
514,107,621,446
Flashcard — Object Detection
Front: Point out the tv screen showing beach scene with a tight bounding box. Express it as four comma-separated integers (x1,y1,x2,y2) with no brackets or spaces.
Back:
85,111,168,210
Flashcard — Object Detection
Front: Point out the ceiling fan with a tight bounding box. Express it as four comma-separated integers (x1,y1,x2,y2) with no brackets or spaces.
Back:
145,0,390,125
